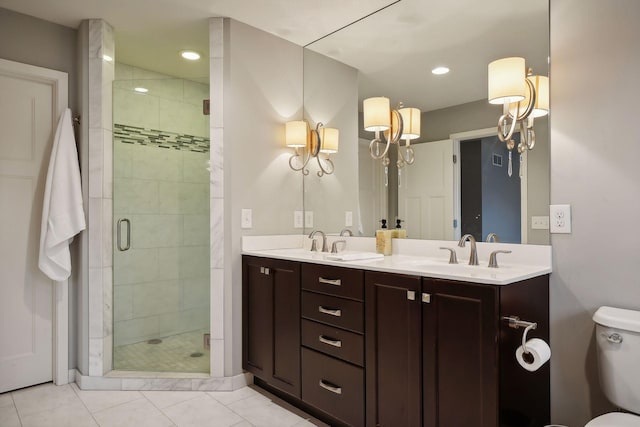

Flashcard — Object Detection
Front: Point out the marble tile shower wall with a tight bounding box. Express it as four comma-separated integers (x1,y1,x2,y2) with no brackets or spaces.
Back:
113,62,209,138
112,65,210,347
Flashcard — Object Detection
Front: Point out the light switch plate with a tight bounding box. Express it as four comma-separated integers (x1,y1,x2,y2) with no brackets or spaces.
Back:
241,209,252,229
531,216,550,230
293,211,304,228
345,211,353,227
305,211,314,228
550,204,571,233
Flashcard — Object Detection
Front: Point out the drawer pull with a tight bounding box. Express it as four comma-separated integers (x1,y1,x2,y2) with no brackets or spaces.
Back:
319,277,342,286
319,380,342,395
318,335,342,348
318,306,342,317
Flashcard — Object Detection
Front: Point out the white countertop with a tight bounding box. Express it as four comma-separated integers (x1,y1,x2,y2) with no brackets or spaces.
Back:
242,235,552,286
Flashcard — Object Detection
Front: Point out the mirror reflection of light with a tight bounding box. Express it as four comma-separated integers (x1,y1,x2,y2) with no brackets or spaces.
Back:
431,66,450,75
180,50,201,61
134,87,149,93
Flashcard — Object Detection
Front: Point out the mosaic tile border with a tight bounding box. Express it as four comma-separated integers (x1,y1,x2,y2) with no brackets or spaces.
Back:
114,123,210,153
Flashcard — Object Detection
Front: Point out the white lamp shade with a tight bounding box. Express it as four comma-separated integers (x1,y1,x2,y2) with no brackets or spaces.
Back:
363,97,391,131
488,57,526,105
399,107,421,140
529,75,549,117
320,127,339,154
285,120,308,148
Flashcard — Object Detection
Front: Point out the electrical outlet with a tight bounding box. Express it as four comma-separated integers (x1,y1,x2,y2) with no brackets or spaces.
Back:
241,208,252,229
305,211,314,228
550,204,571,233
293,211,304,228
345,211,353,227
531,216,550,230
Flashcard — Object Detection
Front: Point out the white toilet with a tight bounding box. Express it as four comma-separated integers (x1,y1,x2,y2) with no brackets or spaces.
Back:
586,306,640,426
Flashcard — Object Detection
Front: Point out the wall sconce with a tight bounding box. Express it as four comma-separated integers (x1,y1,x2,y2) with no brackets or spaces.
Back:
488,57,549,176
286,120,339,177
363,97,420,185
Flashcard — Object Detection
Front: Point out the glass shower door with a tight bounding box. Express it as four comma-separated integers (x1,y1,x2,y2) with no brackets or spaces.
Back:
112,65,210,373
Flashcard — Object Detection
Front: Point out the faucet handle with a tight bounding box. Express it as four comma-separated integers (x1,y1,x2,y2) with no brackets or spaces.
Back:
488,250,512,268
331,240,347,254
439,247,458,264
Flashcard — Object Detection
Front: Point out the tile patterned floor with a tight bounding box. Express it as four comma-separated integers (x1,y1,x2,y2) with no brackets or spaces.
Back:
0,382,328,427
114,331,210,373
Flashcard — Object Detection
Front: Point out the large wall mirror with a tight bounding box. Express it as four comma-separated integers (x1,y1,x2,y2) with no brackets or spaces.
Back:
302,0,550,245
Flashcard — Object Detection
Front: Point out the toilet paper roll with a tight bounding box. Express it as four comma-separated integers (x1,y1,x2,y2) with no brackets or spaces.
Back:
516,338,551,372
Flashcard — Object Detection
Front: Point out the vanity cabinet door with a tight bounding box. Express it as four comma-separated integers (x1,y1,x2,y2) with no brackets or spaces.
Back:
422,279,499,427
242,256,301,398
365,271,422,427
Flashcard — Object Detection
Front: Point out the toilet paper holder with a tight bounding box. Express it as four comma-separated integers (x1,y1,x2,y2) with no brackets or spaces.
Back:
502,316,538,354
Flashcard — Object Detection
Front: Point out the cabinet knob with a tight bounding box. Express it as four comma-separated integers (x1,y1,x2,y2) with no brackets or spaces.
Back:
422,293,431,303
407,290,416,301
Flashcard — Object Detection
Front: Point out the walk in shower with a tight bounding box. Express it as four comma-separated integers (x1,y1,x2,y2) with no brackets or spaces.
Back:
112,63,210,373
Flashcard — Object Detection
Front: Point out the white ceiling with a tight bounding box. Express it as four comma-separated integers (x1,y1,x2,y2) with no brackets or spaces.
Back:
0,0,548,112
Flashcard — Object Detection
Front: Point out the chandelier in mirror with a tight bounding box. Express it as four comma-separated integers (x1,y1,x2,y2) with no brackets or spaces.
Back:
363,97,421,185
488,57,549,176
285,120,339,177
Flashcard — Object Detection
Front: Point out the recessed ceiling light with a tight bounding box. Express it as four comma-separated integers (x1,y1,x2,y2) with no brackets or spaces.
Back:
432,66,450,75
180,50,201,61
102,54,113,62
134,87,149,93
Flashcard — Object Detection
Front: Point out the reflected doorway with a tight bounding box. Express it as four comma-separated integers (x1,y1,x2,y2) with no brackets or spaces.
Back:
459,134,522,243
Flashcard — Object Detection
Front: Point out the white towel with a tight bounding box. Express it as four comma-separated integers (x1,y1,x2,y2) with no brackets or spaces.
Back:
38,108,86,281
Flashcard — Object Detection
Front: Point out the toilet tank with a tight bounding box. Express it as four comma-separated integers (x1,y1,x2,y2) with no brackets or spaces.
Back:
593,306,640,413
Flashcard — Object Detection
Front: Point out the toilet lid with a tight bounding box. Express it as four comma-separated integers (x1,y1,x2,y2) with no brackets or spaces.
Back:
585,412,640,427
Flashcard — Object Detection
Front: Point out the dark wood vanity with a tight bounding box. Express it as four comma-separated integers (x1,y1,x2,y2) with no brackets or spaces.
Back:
242,255,550,427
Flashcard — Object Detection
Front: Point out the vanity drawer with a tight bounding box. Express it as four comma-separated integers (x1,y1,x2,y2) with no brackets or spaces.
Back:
302,348,364,427
302,264,364,301
302,291,363,333
301,319,364,367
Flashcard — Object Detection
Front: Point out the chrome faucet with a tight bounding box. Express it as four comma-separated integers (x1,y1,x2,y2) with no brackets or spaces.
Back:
458,234,479,265
340,228,353,237
485,233,500,243
308,230,328,252
488,250,511,268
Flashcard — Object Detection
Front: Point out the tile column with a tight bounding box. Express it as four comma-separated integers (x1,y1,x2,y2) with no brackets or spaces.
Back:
84,19,115,376
208,17,226,378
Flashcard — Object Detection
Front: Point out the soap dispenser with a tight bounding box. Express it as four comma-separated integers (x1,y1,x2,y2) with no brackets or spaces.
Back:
376,219,393,255
393,219,407,239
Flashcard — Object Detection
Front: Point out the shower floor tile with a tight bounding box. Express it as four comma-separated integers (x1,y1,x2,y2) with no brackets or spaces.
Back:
114,330,210,373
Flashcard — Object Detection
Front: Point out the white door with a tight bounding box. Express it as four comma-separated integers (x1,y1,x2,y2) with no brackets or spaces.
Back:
398,139,454,240
0,58,68,393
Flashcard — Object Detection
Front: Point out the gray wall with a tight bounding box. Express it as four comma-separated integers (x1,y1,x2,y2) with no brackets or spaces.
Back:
550,0,640,425
303,49,359,234
0,7,79,369
223,19,304,374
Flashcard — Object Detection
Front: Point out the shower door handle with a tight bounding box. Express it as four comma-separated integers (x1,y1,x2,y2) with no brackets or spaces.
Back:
117,218,131,251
